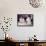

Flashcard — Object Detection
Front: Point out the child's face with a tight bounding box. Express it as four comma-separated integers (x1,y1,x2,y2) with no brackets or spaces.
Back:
19,17,25,23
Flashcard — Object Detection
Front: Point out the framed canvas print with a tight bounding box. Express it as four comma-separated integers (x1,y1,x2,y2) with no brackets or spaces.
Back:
17,14,33,26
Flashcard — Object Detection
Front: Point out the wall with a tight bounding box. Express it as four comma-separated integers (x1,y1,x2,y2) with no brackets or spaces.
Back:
0,0,46,40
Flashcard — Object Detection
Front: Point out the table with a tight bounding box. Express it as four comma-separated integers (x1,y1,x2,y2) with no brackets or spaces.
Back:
5,39,46,46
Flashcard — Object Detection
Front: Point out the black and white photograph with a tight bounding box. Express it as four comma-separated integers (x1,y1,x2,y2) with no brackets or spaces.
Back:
17,14,33,26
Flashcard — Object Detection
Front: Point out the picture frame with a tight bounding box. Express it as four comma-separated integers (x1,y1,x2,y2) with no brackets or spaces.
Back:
17,14,33,26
